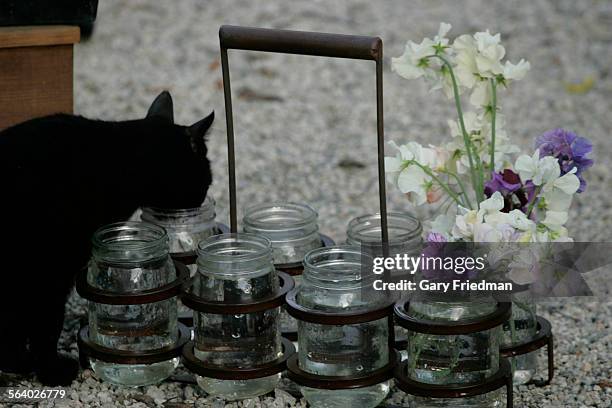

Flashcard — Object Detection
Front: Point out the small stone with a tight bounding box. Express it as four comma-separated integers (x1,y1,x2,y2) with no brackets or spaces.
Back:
146,386,167,405
183,385,196,401
274,388,297,406
242,397,260,408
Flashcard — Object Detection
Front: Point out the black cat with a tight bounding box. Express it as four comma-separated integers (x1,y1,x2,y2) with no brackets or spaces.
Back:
0,91,213,385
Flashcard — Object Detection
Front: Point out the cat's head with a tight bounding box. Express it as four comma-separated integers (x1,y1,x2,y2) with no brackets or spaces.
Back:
140,91,214,209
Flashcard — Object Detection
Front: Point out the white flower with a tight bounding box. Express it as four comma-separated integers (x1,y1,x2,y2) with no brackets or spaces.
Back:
453,34,479,89
479,191,505,213
506,209,535,231
392,23,452,80
542,211,569,231
514,150,560,185
532,167,580,231
507,248,541,284
469,81,492,106
452,30,529,107
452,208,480,239
385,141,440,206
473,30,505,77
397,165,430,205
546,168,580,195
473,222,516,242
503,59,530,81
430,214,455,238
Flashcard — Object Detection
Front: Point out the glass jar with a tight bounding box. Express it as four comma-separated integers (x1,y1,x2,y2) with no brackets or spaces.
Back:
296,246,391,408
243,202,322,264
141,196,218,255
346,212,422,256
405,294,502,408
192,233,281,400
502,289,537,384
87,221,179,386
347,212,423,359
243,202,323,334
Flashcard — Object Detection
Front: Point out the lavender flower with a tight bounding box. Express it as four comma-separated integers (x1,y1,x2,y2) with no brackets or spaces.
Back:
426,232,447,243
535,128,593,192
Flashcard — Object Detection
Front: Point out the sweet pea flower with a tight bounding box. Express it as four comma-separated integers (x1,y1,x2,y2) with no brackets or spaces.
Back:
503,59,531,81
429,214,455,241
514,150,560,186
535,129,593,192
484,169,535,213
392,23,452,80
452,207,481,239
473,30,505,76
541,168,580,213
385,141,439,206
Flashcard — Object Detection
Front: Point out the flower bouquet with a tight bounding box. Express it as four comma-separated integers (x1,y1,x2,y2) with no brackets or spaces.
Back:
386,23,594,404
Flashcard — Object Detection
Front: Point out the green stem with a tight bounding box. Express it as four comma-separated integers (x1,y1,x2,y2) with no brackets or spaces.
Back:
440,169,474,209
489,79,497,177
526,186,542,218
428,54,483,204
409,161,463,206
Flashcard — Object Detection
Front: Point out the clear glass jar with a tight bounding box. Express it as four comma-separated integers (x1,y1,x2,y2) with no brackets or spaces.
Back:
243,202,322,264
243,202,323,334
406,294,502,408
346,212,422,256
87,221,179,386
141,196,217,255
296,246,391,408
347,212,423,360
192,233,281,400
502,289,537,384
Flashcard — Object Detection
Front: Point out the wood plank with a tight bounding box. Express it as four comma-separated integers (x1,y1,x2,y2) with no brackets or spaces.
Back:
0,25,80,49
0,45,73,130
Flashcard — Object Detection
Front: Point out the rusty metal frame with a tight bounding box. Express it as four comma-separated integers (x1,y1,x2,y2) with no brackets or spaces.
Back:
218,25,389,252
394,358,514,407
501,315,554,387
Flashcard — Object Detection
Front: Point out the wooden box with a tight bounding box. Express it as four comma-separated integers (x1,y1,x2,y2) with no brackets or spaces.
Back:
0,25,80,130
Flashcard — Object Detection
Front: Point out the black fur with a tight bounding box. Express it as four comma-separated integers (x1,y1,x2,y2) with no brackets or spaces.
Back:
0,91,213,385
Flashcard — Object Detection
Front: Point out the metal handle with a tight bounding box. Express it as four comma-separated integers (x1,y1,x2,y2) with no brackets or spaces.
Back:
219,25,382,60
219,25,389,250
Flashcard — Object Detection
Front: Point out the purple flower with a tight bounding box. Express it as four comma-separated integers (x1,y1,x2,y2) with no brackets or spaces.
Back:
535,129,593,192
484,169,534,213
426,232,447,243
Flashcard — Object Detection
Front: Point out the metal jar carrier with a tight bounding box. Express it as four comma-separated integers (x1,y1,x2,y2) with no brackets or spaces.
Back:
211,25,396,406
394,299,515,407
76,221,191,386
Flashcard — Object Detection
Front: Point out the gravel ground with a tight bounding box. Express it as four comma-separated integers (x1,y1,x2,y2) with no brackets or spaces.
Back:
2,0,611,407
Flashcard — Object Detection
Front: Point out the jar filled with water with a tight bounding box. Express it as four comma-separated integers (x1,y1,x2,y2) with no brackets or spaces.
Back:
243,202,323,333
405,293,503,408
86,221,179,386
141,195,218,256
502,288,537,384
192,233,282,400
346,212,423,358
295,246,391,408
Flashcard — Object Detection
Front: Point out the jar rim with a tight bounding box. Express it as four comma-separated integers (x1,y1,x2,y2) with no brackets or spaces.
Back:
197,233,272,264
347,212,422,244
243,202,318,232
141,196,216,218
92,221,168,252
303,245,375,285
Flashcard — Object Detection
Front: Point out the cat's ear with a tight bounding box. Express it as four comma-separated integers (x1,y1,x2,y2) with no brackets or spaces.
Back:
146,91,174,123
187,111,214,154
